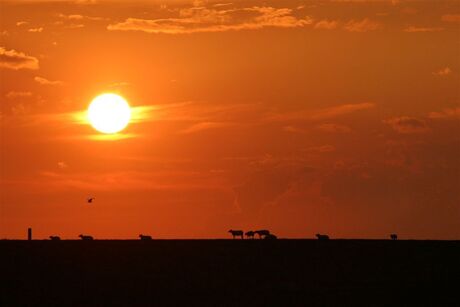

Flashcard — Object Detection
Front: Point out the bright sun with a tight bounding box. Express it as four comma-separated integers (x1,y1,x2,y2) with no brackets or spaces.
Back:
88,93,131,134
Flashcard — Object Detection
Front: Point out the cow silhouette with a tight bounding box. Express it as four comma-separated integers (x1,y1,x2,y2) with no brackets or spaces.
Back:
228,230,244,239
79,234,93,240
264,234,277,240
49,236,61,241
316,234,329,240
255,230,270,239
139,234,152,240
390,234,398,240
245,231,255,239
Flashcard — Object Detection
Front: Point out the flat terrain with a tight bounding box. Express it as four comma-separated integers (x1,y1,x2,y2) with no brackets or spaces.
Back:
1,240,459,306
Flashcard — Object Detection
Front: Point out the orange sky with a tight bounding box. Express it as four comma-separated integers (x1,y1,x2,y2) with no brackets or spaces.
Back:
1,0,459,239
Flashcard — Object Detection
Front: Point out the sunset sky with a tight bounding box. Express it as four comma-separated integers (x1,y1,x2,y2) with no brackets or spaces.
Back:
1,0,459,239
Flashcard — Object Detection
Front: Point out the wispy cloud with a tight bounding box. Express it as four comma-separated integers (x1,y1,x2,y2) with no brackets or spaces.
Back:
267,102,375,121
30,169,226,192
316,123,352,133
180,121,235,134
304,145,336,153
0,47,39,70
108,6,313,34
283,126,307,133
344,18,381,32
34,76,64,86
432,67,451,77
314,19,339,30
58,13,105,21
28,27,43,33
428,107,460,120
6,91,32,99
404,26,443,32
384,116,430,134
441,14,460,23
57,161,68,169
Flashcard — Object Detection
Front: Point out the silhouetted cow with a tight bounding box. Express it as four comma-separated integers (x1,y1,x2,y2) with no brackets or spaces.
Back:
316,234,329,240
49,236,61,241
264,234,277,240
255,230,270,239
390,234,398,240
79,234,93,240
139,234,152,240
228,230,244,239
245,231,255,239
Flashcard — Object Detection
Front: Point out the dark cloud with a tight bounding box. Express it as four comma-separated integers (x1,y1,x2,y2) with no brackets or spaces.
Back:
384,116,429,134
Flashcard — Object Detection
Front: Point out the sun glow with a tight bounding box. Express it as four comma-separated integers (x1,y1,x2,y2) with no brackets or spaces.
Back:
88,93,131,134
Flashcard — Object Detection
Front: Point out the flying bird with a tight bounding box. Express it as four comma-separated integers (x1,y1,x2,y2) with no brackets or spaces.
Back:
87,197,95,204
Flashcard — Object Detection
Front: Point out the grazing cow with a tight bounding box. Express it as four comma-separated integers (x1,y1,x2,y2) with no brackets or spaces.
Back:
228,230,244,239
264,234,277,240
390,234,398,240
316,234,330,240
79,234,94,240
139,234,152,240
245,231,255,239
49,236,61,241
255,230,270,239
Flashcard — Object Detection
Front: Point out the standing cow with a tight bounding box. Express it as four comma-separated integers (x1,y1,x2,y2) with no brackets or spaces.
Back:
139,234,152,240
316,234,330,240
228,230,244,239
255,230,270,239
245,231,255,239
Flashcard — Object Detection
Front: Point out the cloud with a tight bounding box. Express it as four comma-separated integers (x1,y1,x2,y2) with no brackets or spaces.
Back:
108,6,313,34
311,102,375,119
6,91,32,99
11,103,29,115
316,123,352,133
28,27,43,33
180,121,234,134
283,126,307,133
269,102,375,121
32,169,226,192
67,24,85,29
74,0,97,4
57,161,68,169
441,14,460,23
314,19,339,30
304,145,336,153
404,26,443,32
58,13,104,21
233,166,314,215
384,116,429,134
107,81,130,88
0,47,39,70
213,3,233,8
344,18,381,32
433,67,451,76
34,76,64,86
16,21,28,26
428,107,460,120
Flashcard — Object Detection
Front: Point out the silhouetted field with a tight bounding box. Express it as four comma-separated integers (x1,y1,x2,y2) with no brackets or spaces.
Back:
1,239,459,306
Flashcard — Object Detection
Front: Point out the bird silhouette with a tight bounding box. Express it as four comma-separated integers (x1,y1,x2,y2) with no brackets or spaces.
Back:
87,197,95,204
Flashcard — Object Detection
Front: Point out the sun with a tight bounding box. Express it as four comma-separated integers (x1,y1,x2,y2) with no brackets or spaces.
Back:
88,93,131,134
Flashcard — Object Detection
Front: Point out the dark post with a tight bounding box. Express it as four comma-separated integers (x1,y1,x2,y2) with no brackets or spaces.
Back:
28,228,32,240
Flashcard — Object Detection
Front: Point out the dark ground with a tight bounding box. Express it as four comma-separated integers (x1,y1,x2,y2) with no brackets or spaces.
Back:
1,239,459,306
